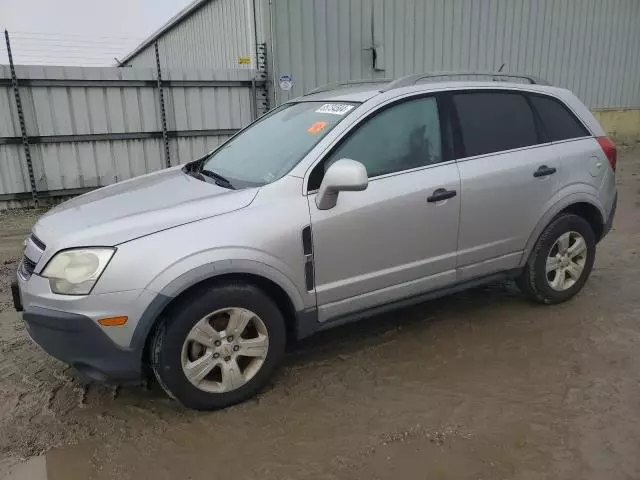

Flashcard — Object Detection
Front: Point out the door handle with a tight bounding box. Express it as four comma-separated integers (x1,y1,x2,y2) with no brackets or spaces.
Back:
533,165,557,178
427,188,457,203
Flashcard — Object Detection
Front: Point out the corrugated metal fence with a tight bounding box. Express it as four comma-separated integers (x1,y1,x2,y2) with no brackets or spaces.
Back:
0,65,259,204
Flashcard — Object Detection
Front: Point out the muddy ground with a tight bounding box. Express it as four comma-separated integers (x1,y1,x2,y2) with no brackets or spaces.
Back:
1,148,640,479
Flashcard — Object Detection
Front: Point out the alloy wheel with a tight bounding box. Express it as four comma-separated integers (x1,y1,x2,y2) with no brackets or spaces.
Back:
545,231,588,291
180,307,269,393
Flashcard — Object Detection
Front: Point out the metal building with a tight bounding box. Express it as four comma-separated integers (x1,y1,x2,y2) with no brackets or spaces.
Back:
2,0,639,208
122,0,640,144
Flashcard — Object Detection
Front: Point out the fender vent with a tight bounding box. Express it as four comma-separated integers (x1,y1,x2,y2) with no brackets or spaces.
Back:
304,262,315,291
302,226,314,291
302,226,313,255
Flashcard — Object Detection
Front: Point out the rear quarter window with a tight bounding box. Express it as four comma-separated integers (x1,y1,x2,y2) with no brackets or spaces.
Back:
528,95,590,142
452,92,539,158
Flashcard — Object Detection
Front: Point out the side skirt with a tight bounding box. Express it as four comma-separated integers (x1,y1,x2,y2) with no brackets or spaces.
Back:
295,269,522,340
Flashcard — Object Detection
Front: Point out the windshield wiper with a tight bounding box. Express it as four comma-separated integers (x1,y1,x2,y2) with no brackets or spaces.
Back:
200,169,236,190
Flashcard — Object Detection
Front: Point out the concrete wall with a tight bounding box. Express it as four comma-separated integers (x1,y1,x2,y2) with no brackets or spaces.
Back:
593,109,640,145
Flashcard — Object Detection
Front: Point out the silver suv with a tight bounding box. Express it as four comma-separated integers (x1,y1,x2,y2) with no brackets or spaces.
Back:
12,73,618,410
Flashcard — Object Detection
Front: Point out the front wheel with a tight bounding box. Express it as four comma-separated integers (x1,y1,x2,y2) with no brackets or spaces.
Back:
151,282,286,410
517,214,596,304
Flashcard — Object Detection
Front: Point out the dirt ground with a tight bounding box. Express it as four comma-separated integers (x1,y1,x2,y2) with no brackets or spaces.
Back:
1,148,640,479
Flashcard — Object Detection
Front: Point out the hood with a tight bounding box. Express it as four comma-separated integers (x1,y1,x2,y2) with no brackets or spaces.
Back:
34,167,258,248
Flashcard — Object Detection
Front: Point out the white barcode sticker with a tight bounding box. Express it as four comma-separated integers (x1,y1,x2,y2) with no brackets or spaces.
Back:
315,103,355,116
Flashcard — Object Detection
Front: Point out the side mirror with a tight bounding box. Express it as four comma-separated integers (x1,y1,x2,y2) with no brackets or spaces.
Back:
316,159,368,210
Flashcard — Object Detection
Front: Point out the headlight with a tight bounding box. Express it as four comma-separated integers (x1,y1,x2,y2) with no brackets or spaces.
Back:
41,248,115,295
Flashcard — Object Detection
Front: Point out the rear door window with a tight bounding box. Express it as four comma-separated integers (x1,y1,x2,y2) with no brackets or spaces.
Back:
452,92,539,157
528,95,590,142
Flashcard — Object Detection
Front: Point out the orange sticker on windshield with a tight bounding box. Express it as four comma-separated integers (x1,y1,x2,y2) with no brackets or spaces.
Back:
307,121,328,134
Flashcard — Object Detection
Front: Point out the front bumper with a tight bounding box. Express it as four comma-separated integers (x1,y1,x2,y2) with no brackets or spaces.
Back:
11,275,23,312
14,273,153,383
23,306,142,382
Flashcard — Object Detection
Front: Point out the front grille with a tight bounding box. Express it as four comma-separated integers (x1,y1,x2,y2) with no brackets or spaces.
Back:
18,256,37,280
19,232,46,280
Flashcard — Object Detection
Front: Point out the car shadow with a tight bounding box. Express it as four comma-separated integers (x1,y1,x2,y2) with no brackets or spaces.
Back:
285,280,524,365
98,280,528,407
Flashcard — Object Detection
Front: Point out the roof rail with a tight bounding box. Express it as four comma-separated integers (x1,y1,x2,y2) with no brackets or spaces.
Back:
306,78,392,96
381,71,550,91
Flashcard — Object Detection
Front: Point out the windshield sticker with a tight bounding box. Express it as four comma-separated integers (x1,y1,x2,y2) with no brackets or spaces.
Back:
307,121,328,134
315,104,354,116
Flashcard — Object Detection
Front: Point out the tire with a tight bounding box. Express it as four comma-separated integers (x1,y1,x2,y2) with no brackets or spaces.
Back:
151,282,286,410
516,213,596,304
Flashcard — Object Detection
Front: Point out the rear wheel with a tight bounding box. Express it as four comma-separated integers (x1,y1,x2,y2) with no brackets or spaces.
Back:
517,214,596,304
151,282,286,410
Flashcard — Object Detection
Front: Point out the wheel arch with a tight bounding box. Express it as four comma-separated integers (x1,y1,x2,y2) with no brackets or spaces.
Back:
132,261,307,367
559,202,604,241
520,194,605,267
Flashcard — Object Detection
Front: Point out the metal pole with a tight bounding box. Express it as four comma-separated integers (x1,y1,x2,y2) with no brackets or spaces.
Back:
250,79,257,121
251,0,259,69
254,43,269,118
154,41,171,168
4,30,38,206
250,0,259,121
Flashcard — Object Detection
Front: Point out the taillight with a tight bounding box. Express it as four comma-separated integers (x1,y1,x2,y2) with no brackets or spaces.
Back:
596,136,617,172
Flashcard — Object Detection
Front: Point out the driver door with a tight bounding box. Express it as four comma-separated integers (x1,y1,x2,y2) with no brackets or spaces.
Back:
306,95,461,322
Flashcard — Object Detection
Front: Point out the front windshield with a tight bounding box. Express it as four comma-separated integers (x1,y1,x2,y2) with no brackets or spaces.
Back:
199,101,358,187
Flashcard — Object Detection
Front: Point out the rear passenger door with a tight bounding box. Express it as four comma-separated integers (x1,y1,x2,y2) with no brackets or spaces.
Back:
452,90,564,281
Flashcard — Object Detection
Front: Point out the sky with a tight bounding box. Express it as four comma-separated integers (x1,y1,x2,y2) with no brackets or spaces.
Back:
0,0,194,66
